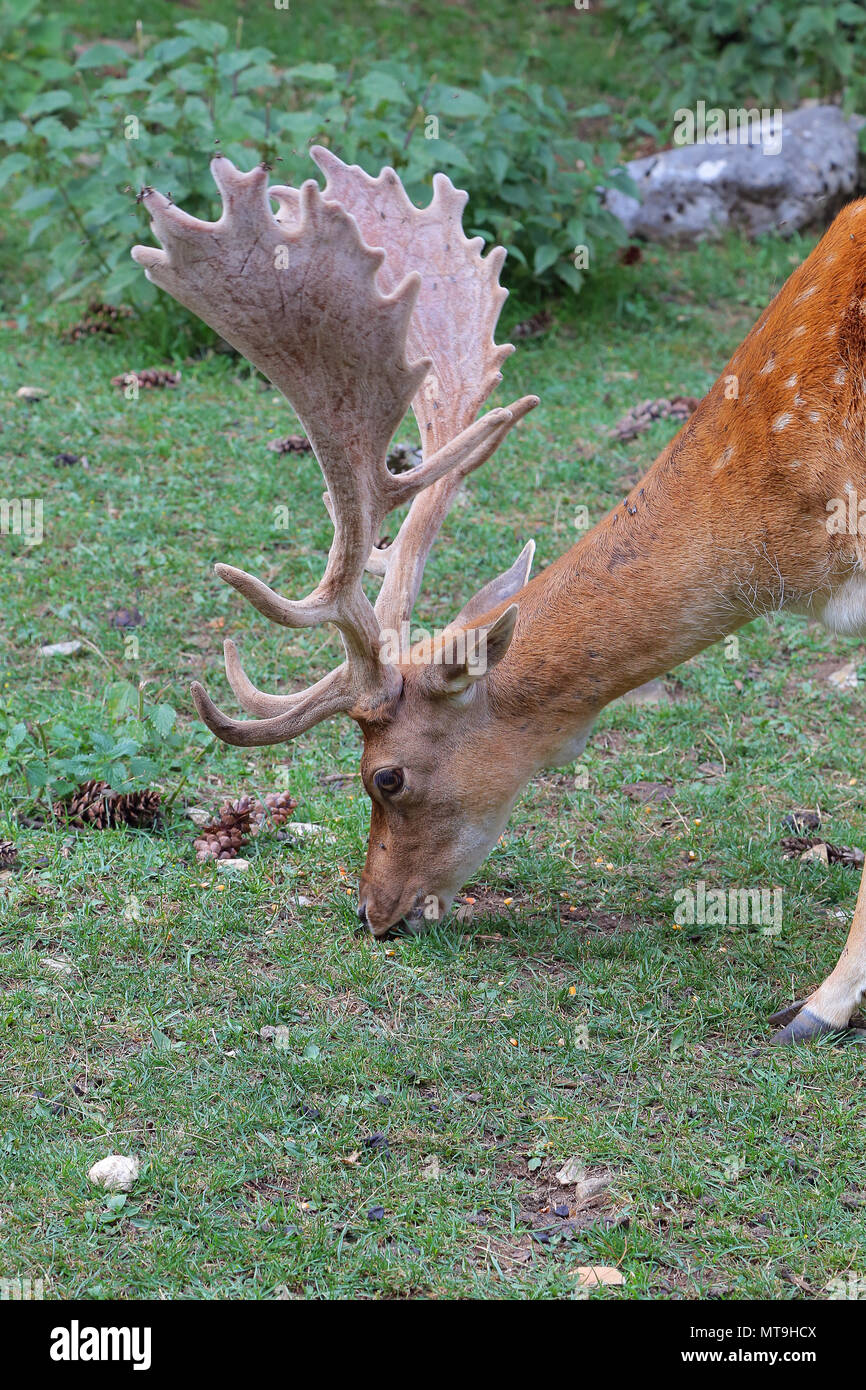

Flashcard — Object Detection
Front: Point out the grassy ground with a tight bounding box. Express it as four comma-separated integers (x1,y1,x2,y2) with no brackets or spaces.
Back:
2,222,866,1299
2,0,866,1303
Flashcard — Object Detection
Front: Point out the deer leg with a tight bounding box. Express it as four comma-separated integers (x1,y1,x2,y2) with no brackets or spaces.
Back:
771,857,866,1043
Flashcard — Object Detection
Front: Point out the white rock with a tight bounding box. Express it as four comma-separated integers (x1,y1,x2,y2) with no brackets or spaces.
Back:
39,640,82,657
827,661,858,690
186,807,210,827
16,385,48,399
285,822,337,844
87,1155,140,1191
217,857,249,872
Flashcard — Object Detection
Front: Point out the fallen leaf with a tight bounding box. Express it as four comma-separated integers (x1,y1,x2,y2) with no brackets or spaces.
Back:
285,821,337,844
800,842,829,865
556,1155,587,1186
41,956,75,976
621,780,673,803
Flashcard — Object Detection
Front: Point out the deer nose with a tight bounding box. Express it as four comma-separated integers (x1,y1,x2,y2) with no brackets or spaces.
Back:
357,901,369,929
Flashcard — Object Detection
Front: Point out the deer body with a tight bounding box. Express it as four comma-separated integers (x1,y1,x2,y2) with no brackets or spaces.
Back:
133,156,866,1044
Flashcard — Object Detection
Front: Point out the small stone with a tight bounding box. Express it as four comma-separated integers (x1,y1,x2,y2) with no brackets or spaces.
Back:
368,1205,385,1220
284,822,337,845
87,1154,140,1191
39,640,82,657
217,857,249,872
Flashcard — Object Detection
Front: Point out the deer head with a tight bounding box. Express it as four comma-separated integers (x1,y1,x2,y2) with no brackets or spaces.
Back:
132,151,539,934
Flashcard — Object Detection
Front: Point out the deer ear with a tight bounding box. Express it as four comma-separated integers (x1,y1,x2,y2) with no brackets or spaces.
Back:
424,604,519,696
449,540,534,630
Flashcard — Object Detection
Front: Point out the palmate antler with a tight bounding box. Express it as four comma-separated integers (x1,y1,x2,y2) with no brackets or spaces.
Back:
131,153,538,746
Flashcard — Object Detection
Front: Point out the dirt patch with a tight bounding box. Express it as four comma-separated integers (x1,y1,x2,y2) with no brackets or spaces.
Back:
495,1155,628,1248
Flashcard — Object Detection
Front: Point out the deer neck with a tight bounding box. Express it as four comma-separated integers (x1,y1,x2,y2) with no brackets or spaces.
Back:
488,419,834,770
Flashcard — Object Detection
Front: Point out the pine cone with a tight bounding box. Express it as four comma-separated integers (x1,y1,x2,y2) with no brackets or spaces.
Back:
193,790,297,861
65,301,130,340
386,441,422,473
253,790,298,833
111,368,181,391
194,795,254,861
111,789,161,829
64,301,131,342
267,433,312,454
609,396,699,443
513,309,552,340
0,840,18,869
54,780,160,830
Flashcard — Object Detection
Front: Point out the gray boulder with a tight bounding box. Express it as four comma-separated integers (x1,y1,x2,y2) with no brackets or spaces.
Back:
604,105,862,245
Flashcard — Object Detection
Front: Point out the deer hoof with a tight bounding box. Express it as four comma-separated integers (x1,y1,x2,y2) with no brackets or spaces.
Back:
767,999,809,1029
770,1007,841,1044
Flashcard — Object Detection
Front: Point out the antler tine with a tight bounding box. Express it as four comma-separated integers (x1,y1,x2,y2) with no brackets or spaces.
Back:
310,147,539,640
132,154,538,744
191,667,354,747
133,157,429,740
222,637,341,717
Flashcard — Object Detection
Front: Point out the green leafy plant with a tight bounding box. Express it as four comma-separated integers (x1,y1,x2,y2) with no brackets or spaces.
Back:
0,680,205,811
612,0,866,118
0,5,635,331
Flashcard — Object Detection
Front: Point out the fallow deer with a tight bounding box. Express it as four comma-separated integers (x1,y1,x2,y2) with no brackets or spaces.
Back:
133,151,866,1044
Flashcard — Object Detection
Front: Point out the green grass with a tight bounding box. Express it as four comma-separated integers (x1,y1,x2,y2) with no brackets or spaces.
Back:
2,221,865,1299
2,0,866,1302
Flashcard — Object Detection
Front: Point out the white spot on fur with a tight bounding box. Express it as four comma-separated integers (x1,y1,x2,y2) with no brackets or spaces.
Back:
825,325,837,338
794,286,816,305
760,355,776,375
791,325,806,337
712,445,734,473
808,411,821,422
835,367,847,385
772,412,793,431
785,374,797,388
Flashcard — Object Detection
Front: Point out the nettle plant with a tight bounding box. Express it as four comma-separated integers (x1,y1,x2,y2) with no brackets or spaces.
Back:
614,0,866,118
0,9,635,317
0,681,191,811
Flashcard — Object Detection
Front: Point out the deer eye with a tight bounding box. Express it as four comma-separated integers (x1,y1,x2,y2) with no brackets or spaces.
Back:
374,767,404,796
